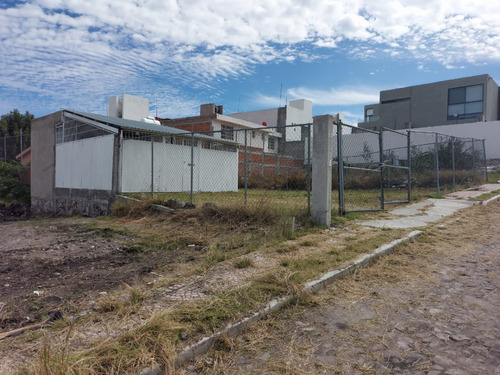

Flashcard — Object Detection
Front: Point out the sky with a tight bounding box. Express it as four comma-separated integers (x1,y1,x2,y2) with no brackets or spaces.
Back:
1,0,500,125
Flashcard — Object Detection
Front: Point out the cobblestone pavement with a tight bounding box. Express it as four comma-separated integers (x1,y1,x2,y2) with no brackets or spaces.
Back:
187,201,500,374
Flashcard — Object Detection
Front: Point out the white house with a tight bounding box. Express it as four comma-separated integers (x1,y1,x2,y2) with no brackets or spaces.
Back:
31,109,239,216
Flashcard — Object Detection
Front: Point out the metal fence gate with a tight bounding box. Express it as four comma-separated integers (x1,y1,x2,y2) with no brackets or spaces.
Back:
381,127,411,206
334,123,384,214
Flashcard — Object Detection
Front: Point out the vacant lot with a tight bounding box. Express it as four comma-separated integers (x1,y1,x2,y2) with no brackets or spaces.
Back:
1,194,498,374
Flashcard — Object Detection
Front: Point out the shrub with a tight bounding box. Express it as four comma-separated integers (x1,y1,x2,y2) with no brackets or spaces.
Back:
0,161,30,203
241,169,308,190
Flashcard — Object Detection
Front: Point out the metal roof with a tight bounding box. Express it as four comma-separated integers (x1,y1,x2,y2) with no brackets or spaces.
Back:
64,110,239,145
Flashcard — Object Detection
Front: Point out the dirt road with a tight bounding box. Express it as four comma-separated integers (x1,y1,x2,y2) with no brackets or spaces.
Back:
185,201,500,374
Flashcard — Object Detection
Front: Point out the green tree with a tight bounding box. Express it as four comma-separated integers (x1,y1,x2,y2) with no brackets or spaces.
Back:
0,161,30,203
0,109,34,160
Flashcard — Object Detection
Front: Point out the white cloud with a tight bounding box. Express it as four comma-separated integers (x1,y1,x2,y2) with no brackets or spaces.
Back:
1,0,500,115
286,86,380,106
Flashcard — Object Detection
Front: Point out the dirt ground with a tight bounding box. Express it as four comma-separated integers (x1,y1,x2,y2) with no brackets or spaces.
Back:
0,207,307,373
182,201,500,374
0,218,161,332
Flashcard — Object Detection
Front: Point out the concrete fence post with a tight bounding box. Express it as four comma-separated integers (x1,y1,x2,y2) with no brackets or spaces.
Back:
312,115,334,226
307,123,312,214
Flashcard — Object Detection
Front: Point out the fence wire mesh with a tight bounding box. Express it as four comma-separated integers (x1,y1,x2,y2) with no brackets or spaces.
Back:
382,128,410,205
333,124,382,213
1,132,30,163
123,124,312,216
409,131,487,193
333,125,486,215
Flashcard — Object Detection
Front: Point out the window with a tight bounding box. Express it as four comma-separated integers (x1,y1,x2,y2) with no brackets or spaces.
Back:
221,125,234,140
448,84,483,120
268,138,275,150
365,108,374,122
56,118,112,144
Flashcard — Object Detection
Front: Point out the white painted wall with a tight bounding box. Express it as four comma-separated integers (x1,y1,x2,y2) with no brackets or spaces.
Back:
332,131,411,164
211,121,278,153
121,139,238,193
55,135,114,190
226,99,312,142
228,108,279,127
409,121,500,159
332,123,496,164
286,99,313,141
122,94,149,121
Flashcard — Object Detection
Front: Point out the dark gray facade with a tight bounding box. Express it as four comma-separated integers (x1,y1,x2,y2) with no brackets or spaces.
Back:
358,74,499,131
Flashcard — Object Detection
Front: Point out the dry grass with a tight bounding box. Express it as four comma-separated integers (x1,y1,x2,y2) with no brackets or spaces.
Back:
13,193,494,374
195,202,499,374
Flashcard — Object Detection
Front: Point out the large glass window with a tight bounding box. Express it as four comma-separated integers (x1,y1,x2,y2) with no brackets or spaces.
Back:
447,84,483,120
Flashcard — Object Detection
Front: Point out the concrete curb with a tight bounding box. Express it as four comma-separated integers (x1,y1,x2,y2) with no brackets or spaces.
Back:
482,194,500,206
303,230,422,293
140,230,423,374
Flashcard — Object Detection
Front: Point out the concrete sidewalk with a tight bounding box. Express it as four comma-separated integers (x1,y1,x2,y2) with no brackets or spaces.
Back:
363,183,500,229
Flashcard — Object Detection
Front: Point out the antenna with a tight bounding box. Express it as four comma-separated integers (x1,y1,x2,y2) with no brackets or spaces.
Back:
155,98,158,117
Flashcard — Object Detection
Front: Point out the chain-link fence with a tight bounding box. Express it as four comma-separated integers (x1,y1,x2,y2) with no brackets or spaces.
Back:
123,124,312,215
0,131,30,163
333,125,486,215
409,130,487,193
333,124,383,214
382,128,411,205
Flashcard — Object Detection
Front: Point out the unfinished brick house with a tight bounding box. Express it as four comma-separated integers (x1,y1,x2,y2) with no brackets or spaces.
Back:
157,100,313,186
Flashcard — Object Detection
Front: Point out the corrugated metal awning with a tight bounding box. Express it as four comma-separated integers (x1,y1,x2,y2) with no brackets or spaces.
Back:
63,110,239,146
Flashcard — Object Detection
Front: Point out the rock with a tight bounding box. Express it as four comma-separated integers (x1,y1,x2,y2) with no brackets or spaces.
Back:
449,334,470,342
164,199,185,209
203,357,214,367
258,352,271,361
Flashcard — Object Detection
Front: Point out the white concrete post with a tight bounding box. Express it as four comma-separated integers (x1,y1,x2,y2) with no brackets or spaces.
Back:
312,115,334,226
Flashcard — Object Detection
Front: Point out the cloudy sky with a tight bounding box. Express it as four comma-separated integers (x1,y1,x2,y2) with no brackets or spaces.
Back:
1,0,500,124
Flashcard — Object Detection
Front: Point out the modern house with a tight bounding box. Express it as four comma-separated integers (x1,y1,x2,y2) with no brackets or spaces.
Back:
31,101,239,216
358,74,499,131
